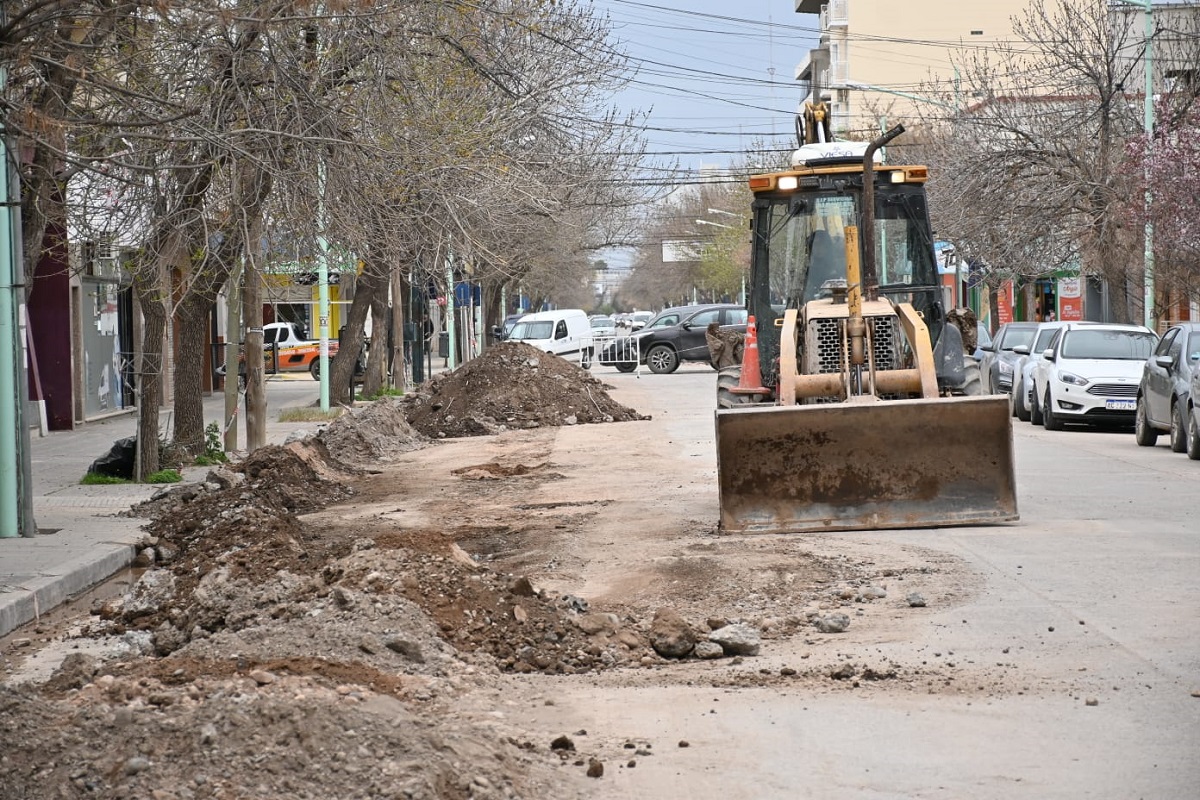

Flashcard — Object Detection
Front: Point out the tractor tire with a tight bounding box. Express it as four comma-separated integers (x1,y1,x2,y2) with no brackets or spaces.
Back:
959,359,982,396
1043,388,1064,431
1134,396,1159,446
716,366,766,409
646,344,679,374
1170,400,1188,453
1187,405,1200,460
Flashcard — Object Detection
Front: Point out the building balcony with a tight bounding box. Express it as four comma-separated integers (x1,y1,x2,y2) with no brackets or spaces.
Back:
829,59,848,87
828,0,848,27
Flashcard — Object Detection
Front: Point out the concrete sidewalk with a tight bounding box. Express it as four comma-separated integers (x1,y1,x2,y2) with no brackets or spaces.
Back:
0,378,326,638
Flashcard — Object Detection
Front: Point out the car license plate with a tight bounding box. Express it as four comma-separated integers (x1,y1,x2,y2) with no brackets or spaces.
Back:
1105,399,1136,411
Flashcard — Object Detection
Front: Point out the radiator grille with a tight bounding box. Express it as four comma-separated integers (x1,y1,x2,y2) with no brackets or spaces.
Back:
1087,383,1137,397
805,315,903,401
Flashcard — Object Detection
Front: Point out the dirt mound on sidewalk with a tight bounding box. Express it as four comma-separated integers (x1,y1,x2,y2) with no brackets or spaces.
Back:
404,341,647,438
316,396,427,466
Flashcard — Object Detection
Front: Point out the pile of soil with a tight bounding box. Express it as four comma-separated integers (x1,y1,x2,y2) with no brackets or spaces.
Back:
404,342,647,438
317,396,427,466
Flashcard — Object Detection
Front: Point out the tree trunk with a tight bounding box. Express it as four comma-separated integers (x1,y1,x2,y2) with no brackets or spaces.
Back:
330,269,379,405
243,218,266,451
135,293,167,480
361,280,390,398
172,295,213,455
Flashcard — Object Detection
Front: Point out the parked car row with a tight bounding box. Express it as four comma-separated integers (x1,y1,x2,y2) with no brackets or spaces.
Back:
984,318,1200,460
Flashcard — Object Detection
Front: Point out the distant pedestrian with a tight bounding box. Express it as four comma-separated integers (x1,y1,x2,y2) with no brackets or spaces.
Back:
1046,310,1056,322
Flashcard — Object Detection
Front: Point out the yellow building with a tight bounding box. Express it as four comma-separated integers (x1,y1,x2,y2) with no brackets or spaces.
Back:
794,0,1028,137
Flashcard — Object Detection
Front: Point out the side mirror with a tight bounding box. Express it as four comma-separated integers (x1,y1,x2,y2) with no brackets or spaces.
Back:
1012,345,1030,355
492,326,503,338
681,321,693,330
1042,348,1056,361
1154,354,1174,369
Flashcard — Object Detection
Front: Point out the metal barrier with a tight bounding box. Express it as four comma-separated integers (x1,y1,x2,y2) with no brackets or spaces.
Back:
581,335,641,375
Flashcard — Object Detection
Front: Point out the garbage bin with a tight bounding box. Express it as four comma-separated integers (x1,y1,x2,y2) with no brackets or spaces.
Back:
438,331,449,358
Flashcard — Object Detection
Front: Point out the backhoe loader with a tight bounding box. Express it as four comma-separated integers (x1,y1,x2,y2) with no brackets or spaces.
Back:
715,122,1018,533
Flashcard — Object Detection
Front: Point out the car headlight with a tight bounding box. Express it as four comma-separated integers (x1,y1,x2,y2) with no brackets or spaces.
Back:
999,361,1013,375
1057,371,1088,386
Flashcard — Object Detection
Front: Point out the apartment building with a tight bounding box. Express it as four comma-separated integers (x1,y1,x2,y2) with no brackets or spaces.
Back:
794,0,1027,136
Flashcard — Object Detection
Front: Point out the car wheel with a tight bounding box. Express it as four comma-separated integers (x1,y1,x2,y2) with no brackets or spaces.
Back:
1043,388,1064,431
309,359,321,380
1013,376,1031,422
1169,400,1188,453
1029,384,1043,425
1134,395,1159,446
614,363,637,374
646,344,679,374
1187,405,1200,461
580,347,593,370
1010,376,1022,418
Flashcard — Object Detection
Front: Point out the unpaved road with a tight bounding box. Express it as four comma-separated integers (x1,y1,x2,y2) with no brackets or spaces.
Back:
414,364,1200,799
4,361,1199,799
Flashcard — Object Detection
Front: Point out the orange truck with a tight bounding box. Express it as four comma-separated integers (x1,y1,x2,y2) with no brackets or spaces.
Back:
218,322,342,384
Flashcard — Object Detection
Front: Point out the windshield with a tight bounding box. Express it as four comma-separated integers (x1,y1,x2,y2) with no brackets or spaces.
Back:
590,317,613,328
509,320,553,340
646,312,681,329
755,185,938,308
1061,329,1156,360
1001,327,1037,350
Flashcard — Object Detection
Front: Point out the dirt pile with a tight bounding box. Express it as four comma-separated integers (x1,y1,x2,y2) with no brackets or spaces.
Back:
317,396,427,467
404,342,647,438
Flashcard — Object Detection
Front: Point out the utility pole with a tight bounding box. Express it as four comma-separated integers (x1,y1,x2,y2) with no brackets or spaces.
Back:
0,53,28,538
316,162,330,412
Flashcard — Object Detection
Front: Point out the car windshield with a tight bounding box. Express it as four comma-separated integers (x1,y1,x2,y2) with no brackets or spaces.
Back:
647,313,681,329
590,317,613,328
1061,329,1156,360
1001,327,1036,350
509,320,553,340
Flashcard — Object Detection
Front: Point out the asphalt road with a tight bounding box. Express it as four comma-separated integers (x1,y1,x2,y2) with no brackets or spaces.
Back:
546,364,1200,800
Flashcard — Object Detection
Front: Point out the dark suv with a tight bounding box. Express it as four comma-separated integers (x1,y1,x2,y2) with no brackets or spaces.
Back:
598,303,747,374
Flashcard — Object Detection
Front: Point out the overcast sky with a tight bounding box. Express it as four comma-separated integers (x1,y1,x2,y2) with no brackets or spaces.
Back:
591,0,820,172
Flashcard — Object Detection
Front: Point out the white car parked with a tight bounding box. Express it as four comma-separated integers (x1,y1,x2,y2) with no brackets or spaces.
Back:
1011,321,1099,422
1029,323,1158,430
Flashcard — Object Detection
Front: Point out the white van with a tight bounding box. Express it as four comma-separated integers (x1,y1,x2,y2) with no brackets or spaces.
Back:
505,309,591,361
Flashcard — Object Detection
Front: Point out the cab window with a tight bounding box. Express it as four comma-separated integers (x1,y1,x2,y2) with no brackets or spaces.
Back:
554,320,568,339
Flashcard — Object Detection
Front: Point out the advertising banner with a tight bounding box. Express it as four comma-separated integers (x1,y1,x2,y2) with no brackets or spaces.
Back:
1059,277,1083,321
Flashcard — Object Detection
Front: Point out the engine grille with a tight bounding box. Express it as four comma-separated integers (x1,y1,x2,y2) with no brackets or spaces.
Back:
1087,383,1137,397
805,315,903,402
810,315,901,373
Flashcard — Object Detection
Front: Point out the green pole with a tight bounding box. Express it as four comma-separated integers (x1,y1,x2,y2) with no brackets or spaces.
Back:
317,161,330,411
0,58,21,537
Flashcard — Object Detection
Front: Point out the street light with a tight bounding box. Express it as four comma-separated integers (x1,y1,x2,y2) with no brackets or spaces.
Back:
1111,0,1155,330
694,219,745,305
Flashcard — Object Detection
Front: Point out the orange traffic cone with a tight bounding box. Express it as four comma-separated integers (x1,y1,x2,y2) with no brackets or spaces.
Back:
733,315,767,394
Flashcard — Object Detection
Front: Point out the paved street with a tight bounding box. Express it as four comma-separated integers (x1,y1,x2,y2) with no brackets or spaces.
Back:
536,366,1200,799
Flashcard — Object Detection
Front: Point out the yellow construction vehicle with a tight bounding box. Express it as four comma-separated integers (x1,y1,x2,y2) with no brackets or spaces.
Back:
715,124,1018,533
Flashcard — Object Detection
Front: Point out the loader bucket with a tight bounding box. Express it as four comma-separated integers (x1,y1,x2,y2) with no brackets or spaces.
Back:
715,396,1018,533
